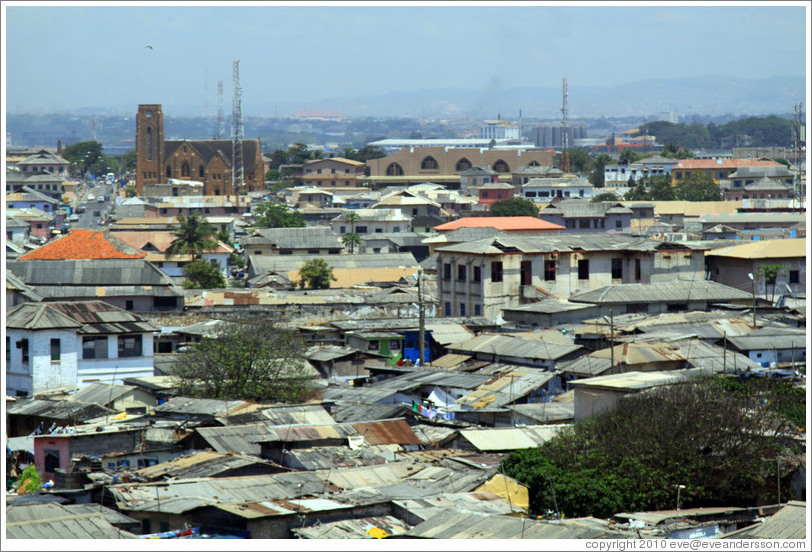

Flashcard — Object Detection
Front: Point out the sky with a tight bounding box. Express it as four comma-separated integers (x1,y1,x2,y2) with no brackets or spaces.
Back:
2,2,808,116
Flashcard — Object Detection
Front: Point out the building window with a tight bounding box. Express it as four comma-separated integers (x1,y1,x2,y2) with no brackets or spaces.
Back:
166,166,172,178
199,165,205,178
421,156,438,170
482,191,489,199
473,266,481,283
474,304,481,316
525,191,537,198
181,162,191,178
789,270,800,284
82,337,108,359
443,263,452,281
491,261,503,282
6,336,9,364
579,219,590,229
356,226,367,234
459,303,466,316
118,335,143,358
615,219,623,229
386,163,404,176
611,258,623,279
566,220,575,228
578,259,589,280
50,338,61,362
635,258,642,281
492,160,510,173
544,260,556,281
18,338,30,364
456,158,472,172
457,264,467,281
44,450,60,473
125,300,134,311
444,302,451,315
146,127,153,161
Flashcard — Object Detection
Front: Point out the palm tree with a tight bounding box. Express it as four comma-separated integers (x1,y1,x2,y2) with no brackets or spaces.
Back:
167,211,218,261
343,211,360,234
342,232,360,254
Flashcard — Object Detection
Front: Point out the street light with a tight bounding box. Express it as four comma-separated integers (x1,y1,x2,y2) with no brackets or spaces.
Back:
675,484,686,511
748,273,757,328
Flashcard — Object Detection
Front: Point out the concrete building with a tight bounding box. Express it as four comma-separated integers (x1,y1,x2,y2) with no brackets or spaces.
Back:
604,155,677,186
6,300,157,397
301,157,365,189
538,200,633,233
435,233,705,319
521,177,593,202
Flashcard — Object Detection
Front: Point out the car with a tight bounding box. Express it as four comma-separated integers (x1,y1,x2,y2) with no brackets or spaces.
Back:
87,194,95,201
69,214,80,222
97,196,105,203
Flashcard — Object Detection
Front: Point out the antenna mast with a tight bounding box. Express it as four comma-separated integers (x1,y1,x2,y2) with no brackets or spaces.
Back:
216,80,224,139
232,60,245,202
561,77,570,174
793,101,805,209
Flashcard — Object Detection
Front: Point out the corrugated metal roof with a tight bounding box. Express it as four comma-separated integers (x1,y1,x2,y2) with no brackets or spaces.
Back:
459,425,569,451
570,280,753,304
293,515,412,539
71,382,139,406
569,370,695,391
133,451,279,481
456,367,555,409
6,503,134,539
447,334,581,361
6,397,117,421
405,510,628,539
725,501,806,539
706,238,805,259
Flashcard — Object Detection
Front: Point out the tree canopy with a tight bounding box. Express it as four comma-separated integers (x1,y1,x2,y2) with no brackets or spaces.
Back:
489,197,538,217
167,212,218,259
298,258,336,289
172,318,315,403
183,260,226,289
591,192,619,203
589,154,614,187
623,175,677,201
341,232,360,254
254,201,306,228
501,375,804,519
675,173,722,201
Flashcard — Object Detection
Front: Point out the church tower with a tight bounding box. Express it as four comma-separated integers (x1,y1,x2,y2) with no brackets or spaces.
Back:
135,104,164,194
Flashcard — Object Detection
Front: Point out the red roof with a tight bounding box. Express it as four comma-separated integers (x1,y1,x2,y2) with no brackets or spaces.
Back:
673,158,782,170
434,216,564,232
19,229,146,260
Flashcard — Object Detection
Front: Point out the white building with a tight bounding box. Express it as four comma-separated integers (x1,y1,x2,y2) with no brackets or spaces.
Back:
6,301,157,397
522,177,593,201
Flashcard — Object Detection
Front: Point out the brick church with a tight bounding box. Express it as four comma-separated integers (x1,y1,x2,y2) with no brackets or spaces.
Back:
135,104,264,196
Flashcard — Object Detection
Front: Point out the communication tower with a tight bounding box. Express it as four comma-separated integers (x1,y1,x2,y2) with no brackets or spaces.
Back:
216,80,225,139
231,60,244,200
561,77,570,174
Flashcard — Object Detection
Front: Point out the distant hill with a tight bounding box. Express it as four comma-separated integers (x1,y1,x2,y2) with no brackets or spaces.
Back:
250,75,804,119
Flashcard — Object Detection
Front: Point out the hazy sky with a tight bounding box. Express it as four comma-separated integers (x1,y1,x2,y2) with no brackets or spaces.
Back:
3,2,808,115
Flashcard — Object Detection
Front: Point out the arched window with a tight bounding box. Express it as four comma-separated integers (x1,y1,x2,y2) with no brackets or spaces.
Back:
528,160,540,167
199,165,205,178
493,159,510,173
166,166,172,178
181,162,191,178
421,156,438,170
214,188,221,196
386,163,404,176
455,158,472,172
146,128,153,161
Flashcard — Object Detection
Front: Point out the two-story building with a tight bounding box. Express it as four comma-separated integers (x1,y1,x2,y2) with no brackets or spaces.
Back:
435,233,705,319
477,182,516,207
110,231,234,278
301,157,365,189
6,186,62,214
460,165,499,195
371,190,445,218
6,300,157,397
604,155,677,186
671,158,782,183
538,200,633,233
521,177,593,202
329,208,412,235
16,149,71,178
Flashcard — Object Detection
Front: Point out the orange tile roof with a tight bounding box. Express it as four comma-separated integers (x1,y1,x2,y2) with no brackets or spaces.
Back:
673,159,782,170
18,229,146,260
434,216,564,232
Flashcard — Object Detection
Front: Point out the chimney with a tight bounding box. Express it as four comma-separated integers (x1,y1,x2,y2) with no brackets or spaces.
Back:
57,140,62,154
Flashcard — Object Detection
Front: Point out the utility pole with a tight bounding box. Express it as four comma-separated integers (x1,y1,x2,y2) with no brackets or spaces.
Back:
748,273,757,328
417,269,425,367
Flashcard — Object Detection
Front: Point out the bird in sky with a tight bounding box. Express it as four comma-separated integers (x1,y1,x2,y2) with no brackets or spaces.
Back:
145,45,153,49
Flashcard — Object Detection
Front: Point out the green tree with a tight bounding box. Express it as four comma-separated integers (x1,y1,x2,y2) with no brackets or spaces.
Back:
125,185,137,198
264,168,282,181
217,229,232,246
354,145,386,162
183,260,227,289
61,140,104,177
342,232,361,254
675,173,722,201
254,201,305,228
648,175,678,201
623,181,651,201
567,149,591,174
15,465,43,493
342,211,360,234
772,158,790,168
287,143,323,165
115,149,138,173
501,376,804,519
757,264,787,303
167,212,218,260
618,148,646,165
591,192,619,203
489,197,538,217
172,318,315,403
589,154,614,187
298,258,336,289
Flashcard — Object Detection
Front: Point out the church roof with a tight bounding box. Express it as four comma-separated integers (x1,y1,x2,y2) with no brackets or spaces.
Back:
164,139,261,168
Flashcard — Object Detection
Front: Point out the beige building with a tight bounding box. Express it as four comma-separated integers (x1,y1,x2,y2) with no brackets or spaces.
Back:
301,157,365,189
365,147,555,187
